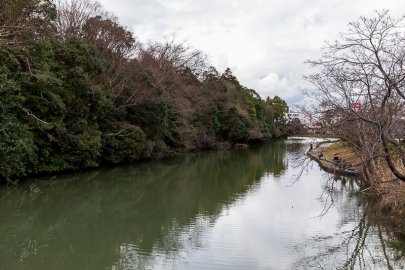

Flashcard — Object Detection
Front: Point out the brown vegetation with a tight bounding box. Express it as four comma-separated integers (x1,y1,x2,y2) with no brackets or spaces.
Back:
305,10,405,217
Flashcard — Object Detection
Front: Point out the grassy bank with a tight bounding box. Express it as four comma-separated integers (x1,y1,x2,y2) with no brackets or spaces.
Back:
322,141,362,171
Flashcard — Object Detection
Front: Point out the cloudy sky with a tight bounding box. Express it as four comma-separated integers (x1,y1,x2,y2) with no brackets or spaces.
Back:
97,0,405,105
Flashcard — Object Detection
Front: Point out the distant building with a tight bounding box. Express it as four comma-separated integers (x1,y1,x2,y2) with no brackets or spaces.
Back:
286,111,311,126
286,111,323,133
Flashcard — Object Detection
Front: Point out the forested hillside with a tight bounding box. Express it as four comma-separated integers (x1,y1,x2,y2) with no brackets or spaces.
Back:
0,0,286,181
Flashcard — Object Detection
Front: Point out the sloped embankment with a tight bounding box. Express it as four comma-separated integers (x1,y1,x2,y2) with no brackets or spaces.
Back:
309,141,405,225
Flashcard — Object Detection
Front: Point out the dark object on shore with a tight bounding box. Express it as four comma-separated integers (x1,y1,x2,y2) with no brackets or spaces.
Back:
344,168,358,175
309,143,313,151
318,152,324,159
336,160,352,170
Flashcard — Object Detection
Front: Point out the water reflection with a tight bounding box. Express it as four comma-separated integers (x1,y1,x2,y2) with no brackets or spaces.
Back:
293,179,405,270
0,142,287,270
0,139,403,270
287,140,405,270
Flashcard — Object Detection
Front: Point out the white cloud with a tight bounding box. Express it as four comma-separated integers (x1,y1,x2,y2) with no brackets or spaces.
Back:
97,0,405,105
253,73,289,98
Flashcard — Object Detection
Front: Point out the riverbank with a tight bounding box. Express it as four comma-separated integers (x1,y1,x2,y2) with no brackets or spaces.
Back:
307,141,361,178
309,140,405,229
0,140,258,185
368,158,405,217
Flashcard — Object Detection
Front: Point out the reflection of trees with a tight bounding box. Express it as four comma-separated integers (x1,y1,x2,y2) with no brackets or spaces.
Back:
0,141,287,270
257,140,287,177
293,177,405,270
288,137,405,269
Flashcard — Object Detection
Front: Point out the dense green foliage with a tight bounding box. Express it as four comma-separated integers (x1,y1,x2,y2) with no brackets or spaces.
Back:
266,96,289,137
0,0,287,180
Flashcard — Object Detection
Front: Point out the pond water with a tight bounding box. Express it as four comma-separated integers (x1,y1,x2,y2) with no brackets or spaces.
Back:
0,139,404,269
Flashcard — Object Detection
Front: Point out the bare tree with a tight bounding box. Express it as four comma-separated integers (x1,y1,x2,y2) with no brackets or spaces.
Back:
54,0,103,38
141,40,208,81
306,10,405,182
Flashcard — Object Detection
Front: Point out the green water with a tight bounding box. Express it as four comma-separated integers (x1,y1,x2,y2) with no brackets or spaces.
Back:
0,139,404,269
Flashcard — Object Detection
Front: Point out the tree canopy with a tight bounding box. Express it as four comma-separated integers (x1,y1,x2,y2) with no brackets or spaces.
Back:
0,0,288,181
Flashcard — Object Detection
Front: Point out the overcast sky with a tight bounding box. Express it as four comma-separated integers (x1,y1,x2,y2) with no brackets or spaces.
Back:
97,0,405,105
